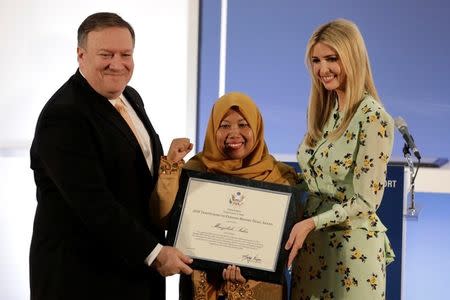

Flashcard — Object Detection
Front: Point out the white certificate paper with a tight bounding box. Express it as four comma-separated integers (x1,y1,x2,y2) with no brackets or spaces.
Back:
173,177,291,272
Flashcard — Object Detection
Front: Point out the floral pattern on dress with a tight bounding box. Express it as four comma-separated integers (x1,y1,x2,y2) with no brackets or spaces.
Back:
292,95,395,299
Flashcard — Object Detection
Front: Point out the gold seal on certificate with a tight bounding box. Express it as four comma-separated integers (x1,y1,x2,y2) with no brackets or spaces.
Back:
167,169,303,283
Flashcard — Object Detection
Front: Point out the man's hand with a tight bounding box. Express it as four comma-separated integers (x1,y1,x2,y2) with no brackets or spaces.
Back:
167,138,193,163
284,217,315,268
152,246,193,276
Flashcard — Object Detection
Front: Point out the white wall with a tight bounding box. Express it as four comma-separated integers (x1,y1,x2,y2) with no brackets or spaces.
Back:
0,1,198,299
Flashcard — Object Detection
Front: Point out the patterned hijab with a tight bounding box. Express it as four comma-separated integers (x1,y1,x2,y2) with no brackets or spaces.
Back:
187,92,295,184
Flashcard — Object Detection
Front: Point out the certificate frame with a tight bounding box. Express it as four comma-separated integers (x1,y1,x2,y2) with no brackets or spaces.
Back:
167,169,302,283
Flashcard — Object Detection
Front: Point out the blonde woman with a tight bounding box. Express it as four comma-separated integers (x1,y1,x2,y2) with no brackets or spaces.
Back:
285,19,395,299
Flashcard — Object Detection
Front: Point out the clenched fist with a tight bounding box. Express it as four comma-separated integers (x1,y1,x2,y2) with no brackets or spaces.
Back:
167,138,193,163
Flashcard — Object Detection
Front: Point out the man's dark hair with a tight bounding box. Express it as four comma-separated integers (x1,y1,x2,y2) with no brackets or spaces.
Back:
77,12,135,48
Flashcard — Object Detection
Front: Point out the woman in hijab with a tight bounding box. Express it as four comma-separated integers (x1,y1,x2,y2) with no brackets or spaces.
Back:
151,92,298,300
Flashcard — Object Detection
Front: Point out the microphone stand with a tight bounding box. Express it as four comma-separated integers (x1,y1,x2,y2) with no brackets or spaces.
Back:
403,143,420,217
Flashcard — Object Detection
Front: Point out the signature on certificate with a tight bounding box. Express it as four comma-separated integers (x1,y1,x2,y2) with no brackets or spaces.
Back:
213,223,249,233
241,254,262,264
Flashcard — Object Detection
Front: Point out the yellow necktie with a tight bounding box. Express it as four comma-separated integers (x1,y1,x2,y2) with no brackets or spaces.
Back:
114,98,142,145
114,98,154,175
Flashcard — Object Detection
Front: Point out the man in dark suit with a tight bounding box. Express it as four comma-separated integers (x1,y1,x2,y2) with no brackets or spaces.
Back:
29,12,193,300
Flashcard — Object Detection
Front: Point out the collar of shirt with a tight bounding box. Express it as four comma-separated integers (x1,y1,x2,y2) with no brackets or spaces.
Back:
109,95,132,109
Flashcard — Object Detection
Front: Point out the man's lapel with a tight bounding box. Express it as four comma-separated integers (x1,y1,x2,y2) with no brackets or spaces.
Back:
75,70,140,148
123,87,162,178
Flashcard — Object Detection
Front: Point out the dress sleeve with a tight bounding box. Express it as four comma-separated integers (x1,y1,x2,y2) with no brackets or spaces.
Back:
149,156,183,229
313,108,394,230
295,172,309,191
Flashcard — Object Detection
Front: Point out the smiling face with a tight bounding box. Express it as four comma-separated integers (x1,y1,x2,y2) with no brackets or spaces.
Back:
216,109,255,160
77,26,134,99
311,42,346,97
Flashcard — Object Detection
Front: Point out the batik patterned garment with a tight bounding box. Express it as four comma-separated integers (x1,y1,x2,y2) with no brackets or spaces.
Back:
291,94,395,300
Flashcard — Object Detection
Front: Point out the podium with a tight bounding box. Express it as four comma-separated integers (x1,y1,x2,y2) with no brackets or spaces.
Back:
379,164,406,300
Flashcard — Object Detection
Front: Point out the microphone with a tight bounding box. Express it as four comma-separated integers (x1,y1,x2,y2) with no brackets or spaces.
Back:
394,116,421,160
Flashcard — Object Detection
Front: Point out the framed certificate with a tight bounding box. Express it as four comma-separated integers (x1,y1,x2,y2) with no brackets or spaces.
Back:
167,169,303,283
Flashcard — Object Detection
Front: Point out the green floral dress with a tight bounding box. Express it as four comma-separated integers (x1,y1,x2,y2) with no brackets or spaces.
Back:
291,94,395,300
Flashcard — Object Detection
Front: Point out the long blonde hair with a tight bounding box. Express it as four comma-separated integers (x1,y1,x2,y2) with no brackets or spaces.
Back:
304,19,380,146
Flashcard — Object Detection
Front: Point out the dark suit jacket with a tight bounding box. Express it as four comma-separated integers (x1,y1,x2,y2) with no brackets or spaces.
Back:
30,70,165,300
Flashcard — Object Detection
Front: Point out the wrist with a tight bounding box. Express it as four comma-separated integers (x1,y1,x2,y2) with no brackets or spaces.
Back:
305,217,316,230
166,153,178,163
